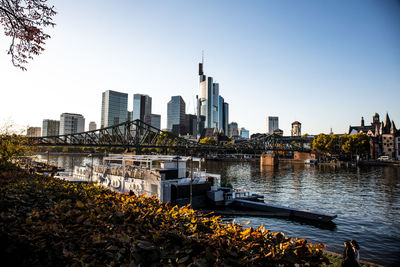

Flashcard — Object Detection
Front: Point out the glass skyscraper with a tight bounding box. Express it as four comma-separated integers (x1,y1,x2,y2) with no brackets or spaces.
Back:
198,62,220,131
101,90,128,128
167,96,186,132
133,94,152,122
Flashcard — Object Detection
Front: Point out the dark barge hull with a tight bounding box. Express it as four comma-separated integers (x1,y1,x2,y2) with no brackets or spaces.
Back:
233,199,337,223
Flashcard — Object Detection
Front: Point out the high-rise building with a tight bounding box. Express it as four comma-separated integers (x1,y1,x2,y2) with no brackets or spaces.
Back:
133,94,152,122
222,101,229,135
228,122,239,137
89,121,97,131
145,114,161,129
291,121,301,137
267,116,279,134
197,61,219,133
167,96,186,131
42,119,59,136
101,90,128,128
60,113,85,135
240,127,249,139
27,127,41,137
185,114,198,136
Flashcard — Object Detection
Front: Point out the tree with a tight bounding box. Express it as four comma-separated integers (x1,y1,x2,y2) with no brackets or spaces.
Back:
0,121,31,169
199,137,216,145
0,0,56,70
312,134,329,154
341,133,370,157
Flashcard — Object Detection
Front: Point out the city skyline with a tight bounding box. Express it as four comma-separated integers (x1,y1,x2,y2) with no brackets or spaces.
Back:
1,0,399,135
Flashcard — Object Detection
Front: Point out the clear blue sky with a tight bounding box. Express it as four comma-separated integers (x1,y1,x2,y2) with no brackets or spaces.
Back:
1,0,399,135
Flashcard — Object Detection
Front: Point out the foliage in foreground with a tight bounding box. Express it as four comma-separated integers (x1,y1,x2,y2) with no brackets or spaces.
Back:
0,170,329,266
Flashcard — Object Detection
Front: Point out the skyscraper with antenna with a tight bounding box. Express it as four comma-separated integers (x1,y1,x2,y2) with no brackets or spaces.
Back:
196,54,228,135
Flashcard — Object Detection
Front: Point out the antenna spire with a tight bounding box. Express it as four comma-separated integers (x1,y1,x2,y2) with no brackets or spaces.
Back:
202,50,204,65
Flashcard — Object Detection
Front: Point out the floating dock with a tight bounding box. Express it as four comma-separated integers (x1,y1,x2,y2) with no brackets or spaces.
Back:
233,199,337,223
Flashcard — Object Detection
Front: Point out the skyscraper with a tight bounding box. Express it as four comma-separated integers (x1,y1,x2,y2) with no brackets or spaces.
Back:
101,90,128,128
60,113,85,135
133,94,152,122
267,116,279,134
167,96,186,132
42,119,59,136
197,61,219,133
218,97,229,135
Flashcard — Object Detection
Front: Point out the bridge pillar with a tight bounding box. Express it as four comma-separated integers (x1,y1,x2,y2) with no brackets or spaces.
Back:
260,152,279,166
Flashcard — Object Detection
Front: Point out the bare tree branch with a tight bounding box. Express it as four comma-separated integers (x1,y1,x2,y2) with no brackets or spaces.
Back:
0,0,56,70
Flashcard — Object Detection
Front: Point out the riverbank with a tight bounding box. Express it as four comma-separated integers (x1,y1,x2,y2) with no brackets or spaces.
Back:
0,168,330,266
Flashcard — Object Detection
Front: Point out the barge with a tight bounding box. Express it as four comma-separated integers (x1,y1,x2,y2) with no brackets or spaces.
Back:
56,154,336,223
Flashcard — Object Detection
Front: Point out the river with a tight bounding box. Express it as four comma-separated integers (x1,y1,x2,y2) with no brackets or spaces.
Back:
39,154,400,266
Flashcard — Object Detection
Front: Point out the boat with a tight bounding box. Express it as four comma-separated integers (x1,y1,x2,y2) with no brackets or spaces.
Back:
304,158,318,165
56,154,336,223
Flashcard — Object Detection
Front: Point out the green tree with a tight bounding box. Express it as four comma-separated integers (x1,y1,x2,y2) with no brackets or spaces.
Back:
0,122,31,169
312,134,328,153
341,133,370,157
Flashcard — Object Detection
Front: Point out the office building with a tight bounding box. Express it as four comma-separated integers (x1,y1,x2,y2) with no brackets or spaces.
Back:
145,114,161,129
267,116,279,134
240,127,249,139
89,121,97,131
222,101,229,135
60,113,85,135
101,90,128,128
167,96,186,131
291,121,301,137
42,119,59,136
228,122,239,137
133,94,152,122
185,114,198,136
27,127,41,137
197,61,220,133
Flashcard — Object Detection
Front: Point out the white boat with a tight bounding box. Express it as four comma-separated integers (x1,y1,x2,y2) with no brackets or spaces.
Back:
59,155,221,208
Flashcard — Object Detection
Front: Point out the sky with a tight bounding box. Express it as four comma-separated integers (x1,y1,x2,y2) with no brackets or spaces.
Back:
1,0,400,136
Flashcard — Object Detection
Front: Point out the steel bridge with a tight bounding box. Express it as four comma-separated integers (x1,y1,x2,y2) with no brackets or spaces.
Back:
28,120,311,153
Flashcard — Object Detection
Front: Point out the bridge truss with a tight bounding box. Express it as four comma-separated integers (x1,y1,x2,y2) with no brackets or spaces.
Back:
29,120,311,153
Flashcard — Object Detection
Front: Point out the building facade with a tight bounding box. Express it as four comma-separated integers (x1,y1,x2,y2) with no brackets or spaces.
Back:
133,94,152,122
240,127,249,139
267,116,279,134
167,96,186,131
60,113,85,135
42,119,59,137
349,112,398,159
184,114,198,136
101,90,128,128
145,114,161,129
88,121,97,131
27,127,41,137
291,121,301,137
228,122,239,137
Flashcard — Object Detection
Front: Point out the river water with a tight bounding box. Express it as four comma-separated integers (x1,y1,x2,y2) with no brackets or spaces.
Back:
40,154,400,265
